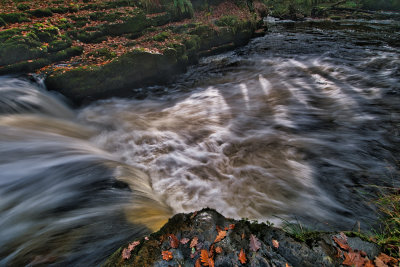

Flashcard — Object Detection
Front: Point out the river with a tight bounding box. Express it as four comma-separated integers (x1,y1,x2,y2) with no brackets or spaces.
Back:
0,19,399,266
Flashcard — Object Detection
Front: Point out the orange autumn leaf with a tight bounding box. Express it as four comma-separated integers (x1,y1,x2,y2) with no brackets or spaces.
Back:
228,224,235,230
377,253,399,265
342,251,365,267
285,263,292,267
195,258,201,267
169,234,179,248
272,239,279,248
190,236,199,248
238,248,247,264
215,246,223,254
364,260,375,267
216,225,223,233
161,250,173,261
214,230,226,243
200,249,214,267
333,235,350,251
374,256,388,267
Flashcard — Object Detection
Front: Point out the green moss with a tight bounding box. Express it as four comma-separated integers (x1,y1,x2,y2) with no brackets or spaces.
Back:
0,12,30,23
50,6,69,14
104,12,149,36
48,39,71,52
215,15,239,27
88,47,117,60
17,3,30,11
29,8,53,18
153,31,170,42
0,17,6,27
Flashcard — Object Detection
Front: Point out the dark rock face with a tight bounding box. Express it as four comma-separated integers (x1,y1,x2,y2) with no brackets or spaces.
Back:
103,209,380,267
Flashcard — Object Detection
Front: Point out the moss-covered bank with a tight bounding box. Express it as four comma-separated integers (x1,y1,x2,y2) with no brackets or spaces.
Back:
103,209,396,267
0,0,267,104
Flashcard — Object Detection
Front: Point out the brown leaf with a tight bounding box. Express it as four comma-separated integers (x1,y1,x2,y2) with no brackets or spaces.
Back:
121,241,140,260
228,224,235,230
272,239,279,249
214,231,226,243
216,225,223,233
162,250,173,261
333,236,350,251
241,233,245,240
121,248,131,260
209,244,215,259
342,251,365,267
195,258,201,267
190,236,199,248
238,248,247,264
190,211,198,219
201,249,212,266
128,241,140,251
375,256,389,267
215,247,223,254
180,238,190,244
249,234,261,252
169,234,179,248
377,253,399,265
365,260,375,267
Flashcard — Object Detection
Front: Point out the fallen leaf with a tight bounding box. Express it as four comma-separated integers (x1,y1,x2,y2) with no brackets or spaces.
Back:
162,250,173,261
333,235,350,251
377,253,398,265
216,225,223,233
214,231,226,243
249,234,261,252
200,249,214,266
365,260,375,267
180,238,190,244
342,251,365,267
190,211,198,219
272,239,279,249
128,241,140,251
121,241,140,260
285,263,292,267
228,224,235,230
209,244,215,258
195,258,201,267
238,248,247,264
241,233,245,240
169,234,179,248
375,256,389,267
215,247,223,254
121,248,131,260
190,236,198,248
339,232,348,242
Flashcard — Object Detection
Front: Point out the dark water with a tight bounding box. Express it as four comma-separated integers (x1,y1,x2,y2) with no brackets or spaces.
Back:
0,19,399,265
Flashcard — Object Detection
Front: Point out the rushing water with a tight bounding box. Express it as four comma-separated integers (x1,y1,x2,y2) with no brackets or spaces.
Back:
1,19,400,265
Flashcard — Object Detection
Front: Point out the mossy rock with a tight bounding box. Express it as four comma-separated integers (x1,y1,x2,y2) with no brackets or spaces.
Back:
50,6,69,14
0,17,6,27
28,8,53,18
17,3,30,11
104,12,149,36
45,49,184,103
0,12,30,23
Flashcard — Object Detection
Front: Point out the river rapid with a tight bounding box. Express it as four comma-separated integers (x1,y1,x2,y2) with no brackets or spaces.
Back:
0,19,399,266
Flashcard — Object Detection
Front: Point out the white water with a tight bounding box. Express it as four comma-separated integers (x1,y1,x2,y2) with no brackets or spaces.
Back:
0,20,399,265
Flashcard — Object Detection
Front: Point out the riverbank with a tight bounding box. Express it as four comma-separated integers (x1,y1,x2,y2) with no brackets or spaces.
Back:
0,0,267,104
103,208,399,267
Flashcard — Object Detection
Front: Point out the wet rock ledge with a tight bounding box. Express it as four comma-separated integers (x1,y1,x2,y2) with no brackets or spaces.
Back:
0,0,267,104
103,209,396,267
